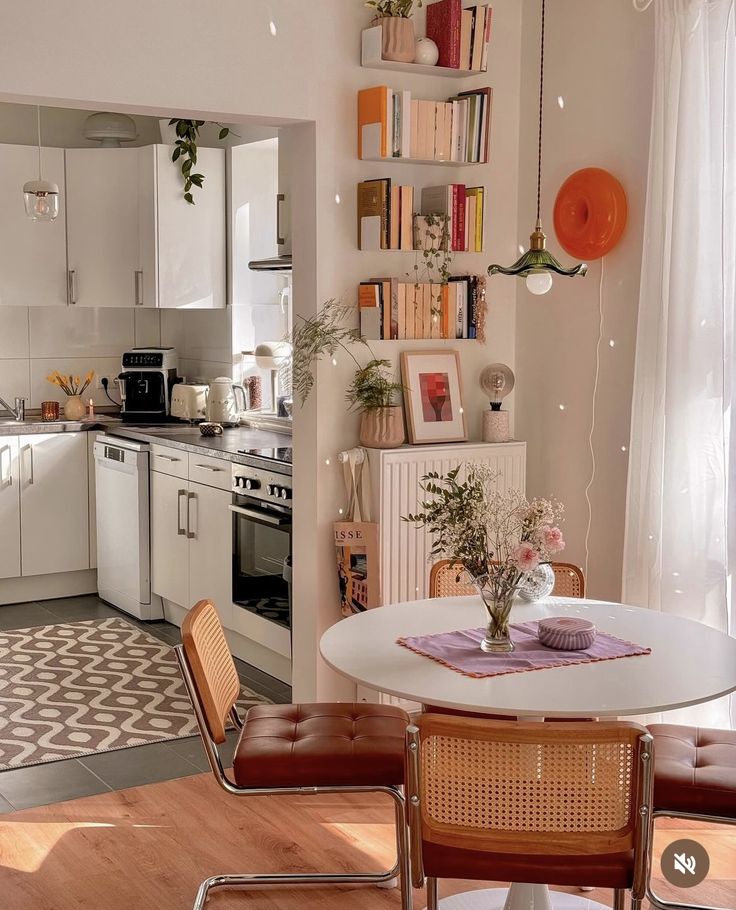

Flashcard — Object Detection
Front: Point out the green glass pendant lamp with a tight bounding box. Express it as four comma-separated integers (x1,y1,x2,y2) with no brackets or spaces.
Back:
487,0,587,295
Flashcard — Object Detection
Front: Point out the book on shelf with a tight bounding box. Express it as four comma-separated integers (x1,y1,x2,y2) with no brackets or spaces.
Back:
359,180,484,252
359,276,484,341
358,85,492,163
358,180,414,251
426,1,492,72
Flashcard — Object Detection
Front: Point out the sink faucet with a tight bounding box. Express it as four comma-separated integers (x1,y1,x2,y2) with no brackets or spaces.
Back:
0,396,25,422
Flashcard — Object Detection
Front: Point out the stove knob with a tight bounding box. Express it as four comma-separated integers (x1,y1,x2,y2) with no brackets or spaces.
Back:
234,477,245,488
280,487,292,501
244,478,261,491
267,484,277,497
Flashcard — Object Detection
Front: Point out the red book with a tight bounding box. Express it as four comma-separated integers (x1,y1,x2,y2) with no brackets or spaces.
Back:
453,184,466,251
426,0,462,69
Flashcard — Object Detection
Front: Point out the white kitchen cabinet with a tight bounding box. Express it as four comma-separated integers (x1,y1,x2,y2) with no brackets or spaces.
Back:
0,144,67,307
154,144,226,308
19,432,89,576
65,148,154,308
187,482,232,627
64,144,224,309
0,438,21,579
150,469,189,607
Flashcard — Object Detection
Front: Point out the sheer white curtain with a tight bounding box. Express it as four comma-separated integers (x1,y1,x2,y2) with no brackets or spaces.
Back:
623,0,736,727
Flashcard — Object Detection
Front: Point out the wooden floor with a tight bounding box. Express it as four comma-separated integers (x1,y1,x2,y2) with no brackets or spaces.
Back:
0,772,733,909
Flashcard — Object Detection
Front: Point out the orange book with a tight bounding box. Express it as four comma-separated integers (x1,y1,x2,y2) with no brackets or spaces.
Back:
358,86,389,159
440,284,451,339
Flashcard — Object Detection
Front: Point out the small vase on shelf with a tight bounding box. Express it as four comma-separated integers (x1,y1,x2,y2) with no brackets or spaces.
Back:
375,17,416,63
64,395,86,420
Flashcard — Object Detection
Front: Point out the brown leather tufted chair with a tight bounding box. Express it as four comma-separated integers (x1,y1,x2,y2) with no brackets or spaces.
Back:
175,599,411,910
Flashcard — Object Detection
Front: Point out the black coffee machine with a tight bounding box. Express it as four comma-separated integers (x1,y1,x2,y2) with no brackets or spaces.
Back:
118,347,181,423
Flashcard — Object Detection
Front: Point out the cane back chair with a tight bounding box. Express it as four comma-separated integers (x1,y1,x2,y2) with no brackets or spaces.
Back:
429,559,586,599
406,713,654,910
175,600,411,910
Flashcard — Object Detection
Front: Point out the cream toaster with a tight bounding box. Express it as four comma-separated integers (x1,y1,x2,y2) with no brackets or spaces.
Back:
171,384,209,422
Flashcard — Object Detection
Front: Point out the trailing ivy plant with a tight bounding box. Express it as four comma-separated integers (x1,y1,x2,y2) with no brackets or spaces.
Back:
408,212,454,321
169,119,232,204
365,0,422,17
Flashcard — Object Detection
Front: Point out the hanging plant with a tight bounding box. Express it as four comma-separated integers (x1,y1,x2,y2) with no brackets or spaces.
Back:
409,212,454,320
169,119,232,205
365,0,422,16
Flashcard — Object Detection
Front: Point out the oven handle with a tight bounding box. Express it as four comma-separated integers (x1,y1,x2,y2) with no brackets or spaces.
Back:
229,504,291,527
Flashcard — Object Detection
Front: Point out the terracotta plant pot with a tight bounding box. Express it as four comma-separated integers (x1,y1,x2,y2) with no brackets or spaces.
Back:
359,406,405,449
376,17,416,63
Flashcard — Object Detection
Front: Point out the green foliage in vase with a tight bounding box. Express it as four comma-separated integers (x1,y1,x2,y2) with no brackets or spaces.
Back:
365,0,422,18
169,119,232,204
346,359,403,411
405,466,491,580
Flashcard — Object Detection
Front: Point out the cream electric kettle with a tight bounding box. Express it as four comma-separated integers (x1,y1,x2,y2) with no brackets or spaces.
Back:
206,377,248,426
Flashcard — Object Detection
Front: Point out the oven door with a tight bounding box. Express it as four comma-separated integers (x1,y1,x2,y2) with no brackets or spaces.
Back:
231,495,292,630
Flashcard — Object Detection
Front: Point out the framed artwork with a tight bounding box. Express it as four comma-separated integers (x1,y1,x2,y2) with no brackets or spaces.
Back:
401,350,467,444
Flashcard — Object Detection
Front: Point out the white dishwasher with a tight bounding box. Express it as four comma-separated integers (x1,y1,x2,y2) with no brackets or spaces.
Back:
94,434,164,620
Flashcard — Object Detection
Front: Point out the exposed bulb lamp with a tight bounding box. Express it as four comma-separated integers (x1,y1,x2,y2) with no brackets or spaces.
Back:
487,0,586,293
23,106,59,222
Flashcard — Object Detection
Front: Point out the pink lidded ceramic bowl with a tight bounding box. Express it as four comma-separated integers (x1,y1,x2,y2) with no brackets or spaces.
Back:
538,616,596,651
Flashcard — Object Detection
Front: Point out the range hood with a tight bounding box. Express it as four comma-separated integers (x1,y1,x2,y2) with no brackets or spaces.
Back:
248,254,292,272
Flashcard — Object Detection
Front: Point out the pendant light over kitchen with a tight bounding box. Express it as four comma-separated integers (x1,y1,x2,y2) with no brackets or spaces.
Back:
23,106,59,222
487,0,586,295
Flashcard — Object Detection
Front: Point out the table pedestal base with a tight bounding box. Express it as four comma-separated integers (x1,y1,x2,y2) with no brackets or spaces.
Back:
430,884,609,910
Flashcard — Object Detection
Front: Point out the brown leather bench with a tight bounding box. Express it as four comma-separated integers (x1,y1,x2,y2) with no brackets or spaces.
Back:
648,724,736,910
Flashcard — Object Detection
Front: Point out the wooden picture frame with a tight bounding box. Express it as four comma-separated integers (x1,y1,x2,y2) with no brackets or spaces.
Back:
401,350,468,444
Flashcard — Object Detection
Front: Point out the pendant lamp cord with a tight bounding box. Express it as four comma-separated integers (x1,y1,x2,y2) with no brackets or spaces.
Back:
535,0,546,225
36,105,42,180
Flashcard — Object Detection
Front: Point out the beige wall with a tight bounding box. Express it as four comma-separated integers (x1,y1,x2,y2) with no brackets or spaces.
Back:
0,0,523,699
515,0,654,601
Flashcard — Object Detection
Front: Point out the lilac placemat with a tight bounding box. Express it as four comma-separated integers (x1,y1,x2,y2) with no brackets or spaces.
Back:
397,620,651,678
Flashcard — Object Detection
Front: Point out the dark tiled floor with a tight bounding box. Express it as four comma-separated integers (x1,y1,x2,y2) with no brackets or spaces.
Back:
0,594,291,812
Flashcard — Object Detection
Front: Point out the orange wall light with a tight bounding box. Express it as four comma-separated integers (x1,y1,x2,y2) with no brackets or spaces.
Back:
553,168,628,261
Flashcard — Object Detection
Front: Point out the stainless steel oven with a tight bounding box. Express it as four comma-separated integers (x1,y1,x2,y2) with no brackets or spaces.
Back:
231,456,292,631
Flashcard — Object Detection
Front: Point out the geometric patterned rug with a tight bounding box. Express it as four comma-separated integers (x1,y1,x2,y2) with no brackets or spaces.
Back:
0,618,271,770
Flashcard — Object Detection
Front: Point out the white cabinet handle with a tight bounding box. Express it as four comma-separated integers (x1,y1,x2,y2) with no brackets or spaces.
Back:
156,453,181,463
0,445,11,487
23,444,34,485
177,489,187,536
135,270,143,306
193,464,223,473
186,491,196,539
67,270,77,305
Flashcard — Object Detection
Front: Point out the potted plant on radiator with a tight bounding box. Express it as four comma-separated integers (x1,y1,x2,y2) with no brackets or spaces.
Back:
366,0,422,63
292,300,405,448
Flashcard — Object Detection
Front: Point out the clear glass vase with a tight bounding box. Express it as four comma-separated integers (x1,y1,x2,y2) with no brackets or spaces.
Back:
474,582,515,653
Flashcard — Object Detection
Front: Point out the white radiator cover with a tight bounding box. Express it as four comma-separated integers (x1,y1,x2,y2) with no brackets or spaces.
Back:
368,441,527,606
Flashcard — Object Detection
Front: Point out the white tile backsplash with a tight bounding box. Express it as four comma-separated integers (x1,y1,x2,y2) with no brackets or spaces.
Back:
29,307,135,358
0,359,31,408
0,305,236,412
30,357,122,409
0,308,30,360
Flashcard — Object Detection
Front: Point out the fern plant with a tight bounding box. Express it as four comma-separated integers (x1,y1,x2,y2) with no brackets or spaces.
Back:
346,359,403,411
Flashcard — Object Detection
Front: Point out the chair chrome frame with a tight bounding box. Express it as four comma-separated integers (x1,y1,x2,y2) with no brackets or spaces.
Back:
406,722,654,910
174,645,411,910
646,808,736,910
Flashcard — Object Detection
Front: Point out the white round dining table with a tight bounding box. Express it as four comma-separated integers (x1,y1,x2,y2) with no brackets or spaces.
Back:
320,595,736,910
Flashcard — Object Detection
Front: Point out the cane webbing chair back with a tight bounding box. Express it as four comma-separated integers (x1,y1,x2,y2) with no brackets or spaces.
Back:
407,715,652,861
181,600,240,744
429,560,585,599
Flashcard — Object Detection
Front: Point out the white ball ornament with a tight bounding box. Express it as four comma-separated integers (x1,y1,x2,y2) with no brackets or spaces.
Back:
414,37,440,66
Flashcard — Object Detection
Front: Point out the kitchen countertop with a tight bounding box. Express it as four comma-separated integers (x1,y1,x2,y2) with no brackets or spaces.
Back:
109,424,293,472
0,416,292,471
